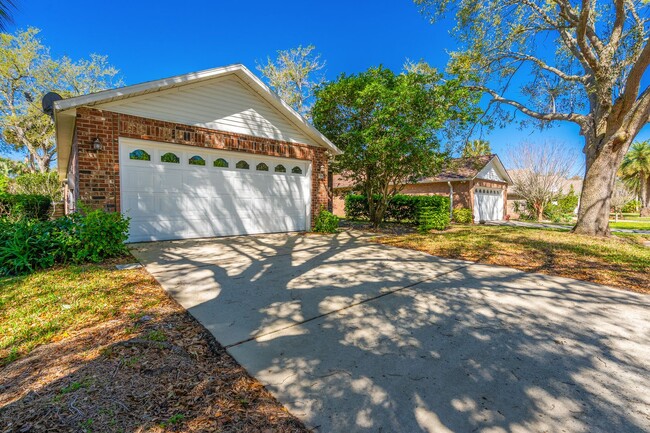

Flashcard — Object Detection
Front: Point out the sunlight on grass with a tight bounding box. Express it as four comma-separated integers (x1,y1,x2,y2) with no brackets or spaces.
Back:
0,265,161,366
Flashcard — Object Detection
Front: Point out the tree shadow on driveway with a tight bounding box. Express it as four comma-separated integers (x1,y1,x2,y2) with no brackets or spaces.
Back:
131,231,650,433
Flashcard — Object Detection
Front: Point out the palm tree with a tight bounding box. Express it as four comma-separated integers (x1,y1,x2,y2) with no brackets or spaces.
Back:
620,141,650,209
461,139,491,158
0,0,14,31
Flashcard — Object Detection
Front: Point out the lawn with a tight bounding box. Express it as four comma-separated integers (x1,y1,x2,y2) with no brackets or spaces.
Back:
0,262,307,432
609,218,650,230
375,225,650,294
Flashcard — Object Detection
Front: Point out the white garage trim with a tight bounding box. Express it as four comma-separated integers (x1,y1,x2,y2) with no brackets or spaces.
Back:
119,137,312,242
473,187,504,222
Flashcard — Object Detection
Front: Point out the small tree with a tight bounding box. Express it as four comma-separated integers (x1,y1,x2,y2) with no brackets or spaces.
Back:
461,139,491,158
313,65,481,228
620,141,650,209
507,141,577,221
257,45,325,119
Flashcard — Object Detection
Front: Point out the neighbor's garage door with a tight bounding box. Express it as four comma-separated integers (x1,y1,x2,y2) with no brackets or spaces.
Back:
119,138,311,242
473,188,504,222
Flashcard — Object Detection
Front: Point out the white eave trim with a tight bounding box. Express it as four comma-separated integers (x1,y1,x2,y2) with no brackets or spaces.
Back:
53,64,342,155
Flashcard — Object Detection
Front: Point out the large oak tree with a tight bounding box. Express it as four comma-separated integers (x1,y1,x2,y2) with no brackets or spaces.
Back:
416,0,650,236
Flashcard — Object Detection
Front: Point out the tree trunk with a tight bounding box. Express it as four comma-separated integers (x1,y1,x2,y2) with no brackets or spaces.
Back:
535,204,544,221
573,139,626,236
644,175,650,208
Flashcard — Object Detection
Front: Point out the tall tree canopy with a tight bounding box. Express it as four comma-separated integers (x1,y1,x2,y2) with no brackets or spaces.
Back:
313,65,481,227
620,140,650,207
0,28,121,172
461,139,491,157
415,0,650,236
257,45,325,119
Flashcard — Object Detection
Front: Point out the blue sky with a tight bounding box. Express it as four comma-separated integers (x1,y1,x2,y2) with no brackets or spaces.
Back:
11,0,649,173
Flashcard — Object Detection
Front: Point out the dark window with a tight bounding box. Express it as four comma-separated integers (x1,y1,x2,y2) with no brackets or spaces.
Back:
129,149,151,161
161,152,180,163
274,164,286,173
189,155,206,166
291,166,303,174
256,162,269,171
236,160,250,169
213,158,229,168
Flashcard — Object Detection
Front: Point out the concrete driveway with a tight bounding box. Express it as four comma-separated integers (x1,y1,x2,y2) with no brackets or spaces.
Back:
131,231,650,433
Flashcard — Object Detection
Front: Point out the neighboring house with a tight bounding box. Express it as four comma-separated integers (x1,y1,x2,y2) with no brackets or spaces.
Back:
53,64,341,242
332,154,513,222
506,171,583,218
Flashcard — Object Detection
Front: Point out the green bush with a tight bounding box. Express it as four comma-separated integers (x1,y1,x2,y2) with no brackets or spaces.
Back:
344,194,450,224
0,209,130,276
313,208,339,233
0,193,52,221
0,174,8,193
557,187,579,214
622,199,641,213
9,172,62,202
417,205,450,232
452,207,473,224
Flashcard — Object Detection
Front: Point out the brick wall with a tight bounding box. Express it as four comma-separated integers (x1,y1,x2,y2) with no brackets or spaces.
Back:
71,107,329,227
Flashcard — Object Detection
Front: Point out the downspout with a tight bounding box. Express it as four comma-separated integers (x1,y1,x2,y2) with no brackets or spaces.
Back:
447,181,453,220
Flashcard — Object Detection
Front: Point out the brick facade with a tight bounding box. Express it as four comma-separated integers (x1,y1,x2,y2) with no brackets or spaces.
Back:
69,107,330,227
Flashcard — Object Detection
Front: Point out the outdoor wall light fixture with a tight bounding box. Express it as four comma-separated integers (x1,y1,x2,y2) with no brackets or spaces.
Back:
92,137,103,151
318,163,325,179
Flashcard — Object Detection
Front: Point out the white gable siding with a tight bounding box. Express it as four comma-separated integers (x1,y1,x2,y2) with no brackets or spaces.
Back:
96,77,317,146
477,161,506,182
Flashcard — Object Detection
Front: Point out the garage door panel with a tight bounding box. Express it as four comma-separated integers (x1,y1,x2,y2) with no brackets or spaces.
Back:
474,188,504,222
120,139,310,242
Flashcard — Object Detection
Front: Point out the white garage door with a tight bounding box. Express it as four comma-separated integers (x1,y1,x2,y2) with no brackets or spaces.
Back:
119,138,311,242
473,188,504,222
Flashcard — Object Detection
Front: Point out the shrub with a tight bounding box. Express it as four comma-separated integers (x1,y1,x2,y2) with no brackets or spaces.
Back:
622,199,641,213
0,193,52,221
312,208,339,233
0,174,8,193
417,205,450,232
9,172,63,202
344,194,450,224
452,207,473,224
0,209,130,276
557,187,579,214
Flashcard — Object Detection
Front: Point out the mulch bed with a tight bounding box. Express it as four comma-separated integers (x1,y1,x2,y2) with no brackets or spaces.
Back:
0,268,308,433
338,219,417,235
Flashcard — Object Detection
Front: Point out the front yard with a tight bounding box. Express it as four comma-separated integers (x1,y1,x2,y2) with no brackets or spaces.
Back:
0,262,308,432
375,225,650,294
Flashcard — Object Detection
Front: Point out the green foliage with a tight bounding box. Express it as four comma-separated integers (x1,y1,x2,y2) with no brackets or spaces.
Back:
622,200,641,213
0,192,51,220
461,140,491,158
0,28,121,172
556,186,579,214
417,205,450,232
8,171,62,201
313,64,480,227
345,194,450,225
312,208,339,233
0,173,8,192
452,207,473,224
0,209,130,276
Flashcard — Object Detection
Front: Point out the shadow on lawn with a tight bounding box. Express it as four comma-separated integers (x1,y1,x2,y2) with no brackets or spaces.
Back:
130,230,650,433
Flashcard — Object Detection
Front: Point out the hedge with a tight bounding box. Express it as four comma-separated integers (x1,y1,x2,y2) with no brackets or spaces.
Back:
0,193,52,221
344,194,450,224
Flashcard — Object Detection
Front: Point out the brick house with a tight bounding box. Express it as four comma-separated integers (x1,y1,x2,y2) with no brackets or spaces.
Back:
332,154,512,222
53,64,341,242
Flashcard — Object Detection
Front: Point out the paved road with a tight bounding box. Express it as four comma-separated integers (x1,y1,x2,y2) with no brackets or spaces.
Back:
131,232,650,433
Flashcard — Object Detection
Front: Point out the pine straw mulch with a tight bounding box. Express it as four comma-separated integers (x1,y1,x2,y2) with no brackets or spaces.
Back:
0,266,309,433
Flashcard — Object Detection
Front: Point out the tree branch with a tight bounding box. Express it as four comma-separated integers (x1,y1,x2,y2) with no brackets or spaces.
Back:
479,86,586,125
575,0,600,71
503,51,588,82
